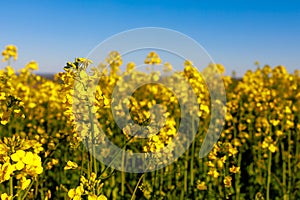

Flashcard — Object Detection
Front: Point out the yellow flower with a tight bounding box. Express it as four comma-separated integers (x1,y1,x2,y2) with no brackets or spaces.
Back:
275,130,283,137
76,57,93,65
20,176,31,190
208,152,217,160
285,106,292,114
23,152,36,165
217,160,224,169
163,62,172,72
0,163,15,183
90,172,97,182
25,61,39,70
68,185,84,200
268,143,277,153
51,158,59,165
0,143,9,155
262,141,269,149
144,51,161,65
68,189,76,198
0,111,10,125
1,45,18,62
106,51,122,69
64,160,78,170
88,194,107,200
0,193,12,200
126,62,135,72
207,168,219,178
229,165,240,173
228,146,238,156
196,181,207,190
223,176,232,188
76,185,84,194
9,148,43,176
184,60,193,68
216,64,225,74
217,155,227,169
88,194,98,200
24,155,43,176
11,150,26,170
206,161,215,167
270,119,280,126
97,195,107,200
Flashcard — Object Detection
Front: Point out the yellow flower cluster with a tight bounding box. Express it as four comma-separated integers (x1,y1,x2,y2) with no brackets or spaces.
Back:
0,135,43,198
68,172,107,200
0,193,12,200
144,51,161,65
1,44,300,199
1,45,17,62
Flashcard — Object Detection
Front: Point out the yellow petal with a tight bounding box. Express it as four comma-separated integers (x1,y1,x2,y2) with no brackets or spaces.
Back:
68,189,75,198
15,161,25,170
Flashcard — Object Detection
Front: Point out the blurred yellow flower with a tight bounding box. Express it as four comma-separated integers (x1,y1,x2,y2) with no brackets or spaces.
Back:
144,51,161,65
68,185,84,200
0,163,15,183
88,194,107,200
268,143,277,153
25,60,39,70
20,176,31,190
229,165,240,173
196,181,207,190
11,150,26,170
64,160,78,170
224,176,232,188
1,45,17,62
208,168,219,178
0,193,12,200
126,62,135,72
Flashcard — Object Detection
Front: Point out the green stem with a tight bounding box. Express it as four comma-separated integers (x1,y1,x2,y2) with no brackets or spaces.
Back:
86,140,91,178
87,102,97,176
80,145,85,176
159,168,163,195
150,171,155,200
287,130,292,197
167,165,172,190
9,177,13,196
184,152,188,194
35,179,39,198
21,180,34,200
154,170,157,198
121,145,125,198
131,174,145,200
235,150,242,200
100,133,136,176
266,150,272,200
190,117,195,187
281,143,287,196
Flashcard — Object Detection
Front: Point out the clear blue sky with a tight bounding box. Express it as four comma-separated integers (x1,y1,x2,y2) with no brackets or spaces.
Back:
1,0,299,76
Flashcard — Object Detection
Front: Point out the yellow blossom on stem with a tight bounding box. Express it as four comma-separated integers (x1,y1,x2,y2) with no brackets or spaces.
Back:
25,60,39,70
0,193,12,200
196,181,207,190
0,163,15,183
224,176,232,188
268,143,277,153
64,160,78,170
229,165,240,173
20,176,31,190
207,168,219,178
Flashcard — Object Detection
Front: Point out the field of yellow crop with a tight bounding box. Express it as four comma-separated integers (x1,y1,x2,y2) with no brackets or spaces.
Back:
1,44,300,200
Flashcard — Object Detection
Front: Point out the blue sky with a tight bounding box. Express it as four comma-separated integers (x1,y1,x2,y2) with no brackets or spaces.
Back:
0,0,299,76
